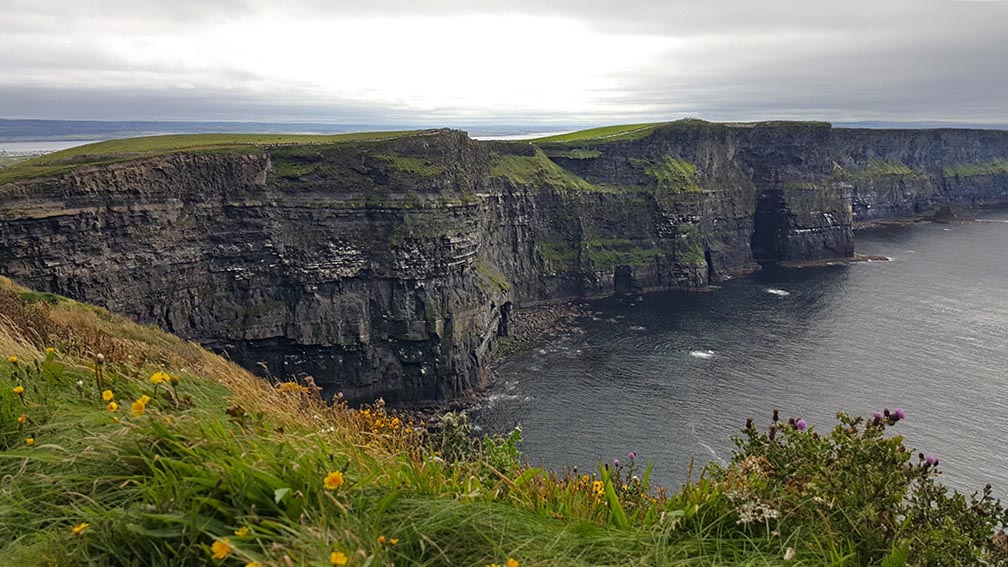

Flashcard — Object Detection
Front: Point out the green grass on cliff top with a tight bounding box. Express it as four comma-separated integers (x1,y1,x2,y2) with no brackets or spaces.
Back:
530,123,665,143
0,131,428,185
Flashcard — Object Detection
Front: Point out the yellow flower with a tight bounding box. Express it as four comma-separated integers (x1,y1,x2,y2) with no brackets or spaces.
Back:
12,385,24,396
234,526,250,537
107,401,119,412
102,389,114,401
330,550,348,566
25,437,34,446
390,538,399,545
17,414,27,424
323,470,344,490
46,347,55,355
278,381,308,393
139,395,151,404
245,563,262,567
507,559,519,567
210,539,232,560
150,371,170,385
130,399,146,417
485,564,501,567
71,522,90,535
592,480,605,495
7,355,17,364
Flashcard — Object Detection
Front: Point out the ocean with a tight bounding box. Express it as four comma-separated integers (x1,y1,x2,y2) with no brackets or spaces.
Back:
472,210,1008,497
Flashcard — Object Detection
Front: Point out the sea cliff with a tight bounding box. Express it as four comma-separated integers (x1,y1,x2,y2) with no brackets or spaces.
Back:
1,121,1007,402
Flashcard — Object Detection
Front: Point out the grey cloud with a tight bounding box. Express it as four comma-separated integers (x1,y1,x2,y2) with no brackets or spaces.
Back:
1,0,1006,125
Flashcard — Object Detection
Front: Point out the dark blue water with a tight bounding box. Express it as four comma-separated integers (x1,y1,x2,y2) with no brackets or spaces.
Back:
472,212,1008,496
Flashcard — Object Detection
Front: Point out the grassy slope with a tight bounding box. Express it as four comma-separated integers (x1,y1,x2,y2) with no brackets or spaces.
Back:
0,131,428,185
530,123,664,144
0,278,805,567
0,279,1003,566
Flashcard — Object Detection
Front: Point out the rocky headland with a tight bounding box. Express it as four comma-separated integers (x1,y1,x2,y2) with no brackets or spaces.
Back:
1,120,1006,403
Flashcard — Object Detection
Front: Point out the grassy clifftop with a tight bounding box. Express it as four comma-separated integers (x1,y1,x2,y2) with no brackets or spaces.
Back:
1,278,1006,566
0,131,432,185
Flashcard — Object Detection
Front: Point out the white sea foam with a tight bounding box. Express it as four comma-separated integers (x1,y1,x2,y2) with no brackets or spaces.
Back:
630,325,647,331
766,288,790,297
689,350,715,359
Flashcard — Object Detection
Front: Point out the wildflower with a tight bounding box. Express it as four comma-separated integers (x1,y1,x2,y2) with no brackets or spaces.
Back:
102,389,114,402
628,451,636,460
139,394,151,404
26,437,35,446
784,547,796,561
130,397,148,417
330,550,348,566
210,539,232,560
872,411,883,422
12,385,24,396
46,347,55,355
893,407,906,420
507,559,519,567
924,454,939,466
324,470,345,490
71,522,90,535
245,563,262,567
795,418,807,432
377,535,386,544
592,480,605,496
613,458,620,467
96,354,105,365
107,401,119,412
7,355,16,364
17,414,27,424
390,538,399,545
279,381,309,393
150,371,170,385
234,526,250,537
170,374,180,384
736,500,780,525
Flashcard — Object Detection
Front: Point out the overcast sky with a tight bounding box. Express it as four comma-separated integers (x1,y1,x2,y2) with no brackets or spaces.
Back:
2,0,1007,126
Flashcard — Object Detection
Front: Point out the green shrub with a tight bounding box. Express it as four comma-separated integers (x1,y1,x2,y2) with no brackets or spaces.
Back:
714,410,1008,566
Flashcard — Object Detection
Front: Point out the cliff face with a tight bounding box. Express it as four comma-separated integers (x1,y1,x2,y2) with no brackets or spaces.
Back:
1,122,1007,403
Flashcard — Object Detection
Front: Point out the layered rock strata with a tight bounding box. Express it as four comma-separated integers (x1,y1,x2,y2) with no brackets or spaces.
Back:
1,122,1006,402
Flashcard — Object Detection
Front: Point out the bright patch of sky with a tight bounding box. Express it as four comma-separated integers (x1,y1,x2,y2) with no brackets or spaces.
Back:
1,0,1006,125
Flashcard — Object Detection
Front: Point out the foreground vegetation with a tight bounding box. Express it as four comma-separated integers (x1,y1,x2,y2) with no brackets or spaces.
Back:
0,278,1005,566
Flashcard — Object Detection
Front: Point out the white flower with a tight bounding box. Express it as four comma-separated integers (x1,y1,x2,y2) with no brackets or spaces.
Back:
736,500,780,525
784,547,795,561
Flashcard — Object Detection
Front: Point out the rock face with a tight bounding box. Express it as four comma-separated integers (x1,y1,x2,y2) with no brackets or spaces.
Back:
1,122,1007,403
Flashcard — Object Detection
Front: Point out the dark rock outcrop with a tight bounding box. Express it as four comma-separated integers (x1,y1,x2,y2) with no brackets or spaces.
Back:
1,122,1006,403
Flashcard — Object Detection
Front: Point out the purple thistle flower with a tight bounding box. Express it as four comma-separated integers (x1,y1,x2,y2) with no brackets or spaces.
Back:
628,452,636,460
613,458,620,467
893,408,906,420
925,454,938,466
872,411,883,421
795,418,808,432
